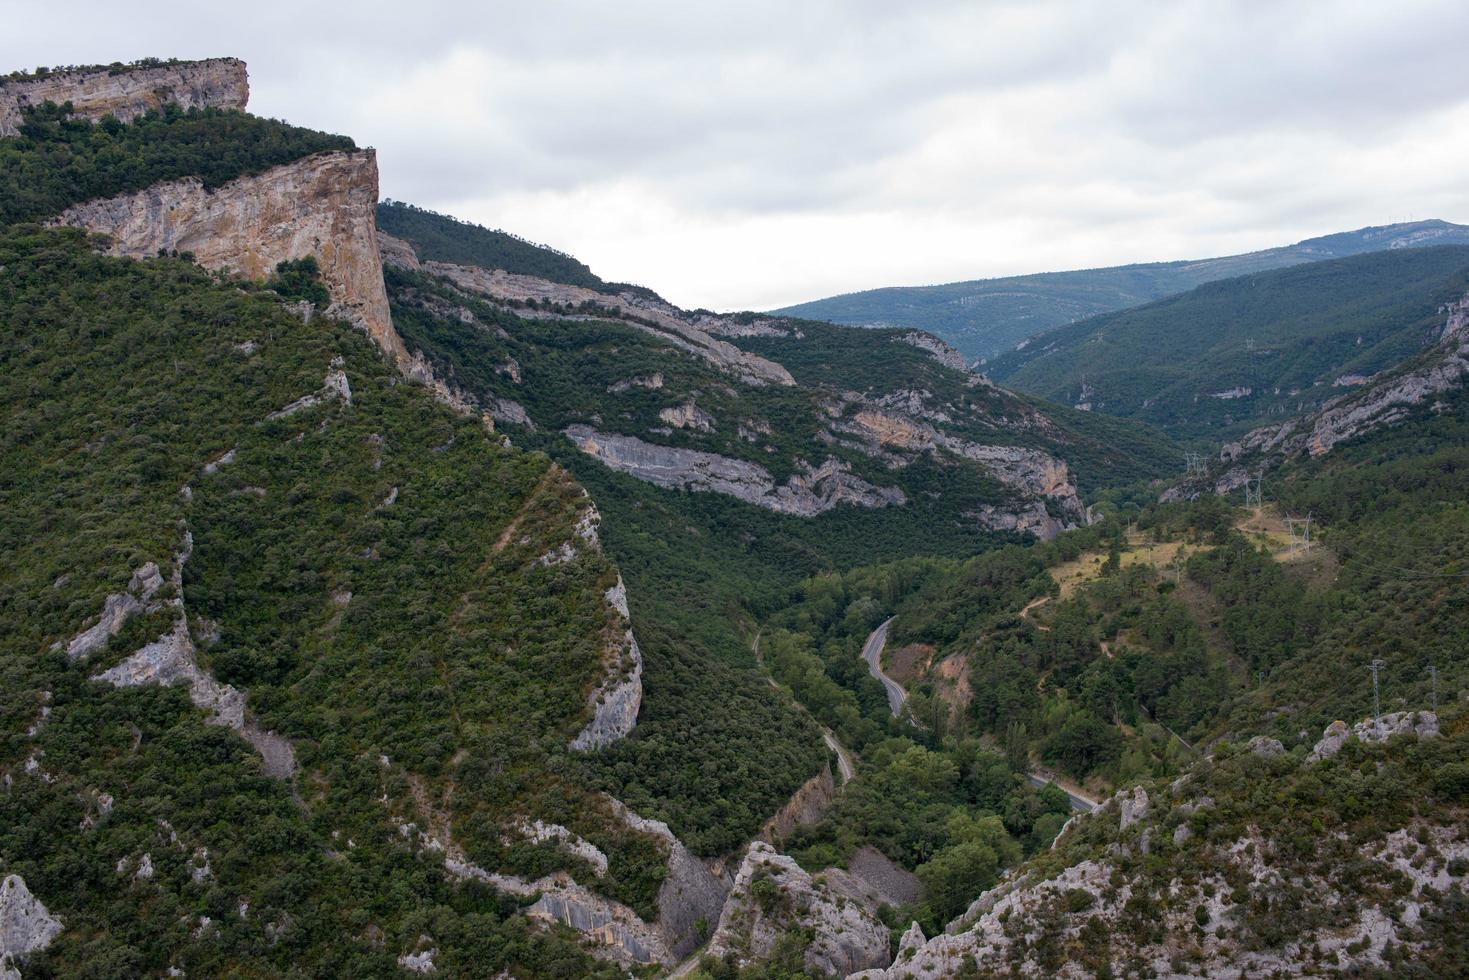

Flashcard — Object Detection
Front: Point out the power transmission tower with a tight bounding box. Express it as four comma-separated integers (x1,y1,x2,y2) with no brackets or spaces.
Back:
1284,513,1313,556
1429,665,1439,712
1370,659,1386,734
1244,474,1263,509
1184,452,1207,477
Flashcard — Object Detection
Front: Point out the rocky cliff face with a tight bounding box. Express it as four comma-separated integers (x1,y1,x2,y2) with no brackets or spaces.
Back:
413,258,795,386
54,150,407,370
564,425,907,516
706,842,890,976
0,58,248,136
0,874,62,979
570,577,643,752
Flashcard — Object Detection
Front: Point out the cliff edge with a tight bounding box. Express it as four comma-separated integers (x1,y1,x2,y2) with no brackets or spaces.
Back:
0,58,248,136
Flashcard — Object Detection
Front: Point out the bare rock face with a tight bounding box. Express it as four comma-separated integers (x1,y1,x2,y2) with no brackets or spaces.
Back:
54,150,407,370
0,875,62,977
706,842,889,976
658,400,716,432
760,763,834,843
376,230,421,271
897,331,969,372
418,261,795,386
1307,712,1439,764
607,798,730,960
1117,786,1149,830
0,58,248,136
565,425,906,516
569,577,643,752
54,560,164,660
1248,735,1285,758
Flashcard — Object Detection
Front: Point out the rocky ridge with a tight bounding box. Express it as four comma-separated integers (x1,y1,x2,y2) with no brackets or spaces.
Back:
384,244,794,386
0,58,248,136
855,713,1455,979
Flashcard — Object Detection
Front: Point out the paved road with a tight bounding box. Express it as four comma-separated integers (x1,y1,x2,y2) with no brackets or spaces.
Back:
862,617,906,715
1025,771,1098,812
821,729,856,783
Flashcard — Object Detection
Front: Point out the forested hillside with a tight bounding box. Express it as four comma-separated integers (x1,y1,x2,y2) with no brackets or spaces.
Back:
0,226,650,976
987,245,1469,443
775,219,1469,361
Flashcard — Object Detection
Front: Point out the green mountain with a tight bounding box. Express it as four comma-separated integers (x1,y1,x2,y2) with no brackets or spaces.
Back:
986,245,1469,443
5,55,1468,980
775,219,1469,361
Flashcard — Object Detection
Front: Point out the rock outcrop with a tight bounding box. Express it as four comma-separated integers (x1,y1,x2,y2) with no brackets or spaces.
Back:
570,577,643,752
0,875,62,980
760,763,834,843
565,425,906,516
0,58,248,136
706,842,889,976
1308,711,1439,763
54,150,407,370
416,260,794,386
91,528,296,778
897,330,970,372
53,560,164,660
607,798,729,960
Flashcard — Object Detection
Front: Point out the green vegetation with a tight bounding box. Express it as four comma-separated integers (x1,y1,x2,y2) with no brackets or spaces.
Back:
378,200,613,291
988,245,1469,442
0,102,354,223
0,226,649,976
774,220,1469,361
1,56,198,82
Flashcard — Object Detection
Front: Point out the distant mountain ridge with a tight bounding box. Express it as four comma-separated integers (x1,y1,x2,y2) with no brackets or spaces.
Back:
774,219,1469,360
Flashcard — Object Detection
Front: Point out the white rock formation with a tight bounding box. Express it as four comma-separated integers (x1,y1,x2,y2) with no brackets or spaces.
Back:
54,561,164,660
0,875,62,979
569,577,643,752
706,842,889,976
565,425,906,516
54,150,407,370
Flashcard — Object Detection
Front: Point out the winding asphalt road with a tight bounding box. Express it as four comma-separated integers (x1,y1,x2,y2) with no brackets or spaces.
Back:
862,617,906,715
860,618,1096,813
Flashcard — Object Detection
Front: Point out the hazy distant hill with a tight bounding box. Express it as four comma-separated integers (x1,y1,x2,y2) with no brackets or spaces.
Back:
986,245,1469,443
774,219,1469,360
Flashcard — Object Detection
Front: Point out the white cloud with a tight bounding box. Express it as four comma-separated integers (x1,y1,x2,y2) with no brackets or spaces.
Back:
4,0,1469,310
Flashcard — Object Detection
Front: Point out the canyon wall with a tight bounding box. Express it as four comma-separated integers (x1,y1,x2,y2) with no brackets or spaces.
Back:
54,150,408,370
1,58,248,136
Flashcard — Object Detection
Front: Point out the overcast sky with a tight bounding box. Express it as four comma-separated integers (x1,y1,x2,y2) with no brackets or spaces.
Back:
6,0,1469,310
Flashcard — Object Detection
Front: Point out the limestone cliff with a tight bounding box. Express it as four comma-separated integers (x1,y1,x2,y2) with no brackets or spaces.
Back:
570,577,644,752
413,258,795,386
705,842,890,976
564,425,907,516
53,150,408,370
0,58,248,136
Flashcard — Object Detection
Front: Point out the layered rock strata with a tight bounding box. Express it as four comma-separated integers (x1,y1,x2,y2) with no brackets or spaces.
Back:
0,58,248,136
565,425,906,516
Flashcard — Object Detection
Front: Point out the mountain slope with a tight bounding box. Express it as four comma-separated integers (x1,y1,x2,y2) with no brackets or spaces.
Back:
775,220,1469,361
987,245,1469,443
1,225,668,977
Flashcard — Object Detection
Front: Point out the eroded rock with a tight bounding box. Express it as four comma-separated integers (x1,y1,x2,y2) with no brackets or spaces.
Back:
0,875,62,975
706,842,889,976
565,425,906,516
0,58,248,136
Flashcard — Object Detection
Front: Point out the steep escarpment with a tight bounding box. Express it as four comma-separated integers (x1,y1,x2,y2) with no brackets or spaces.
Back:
53,149,406,369
565,425,907,516
0,58,248,136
